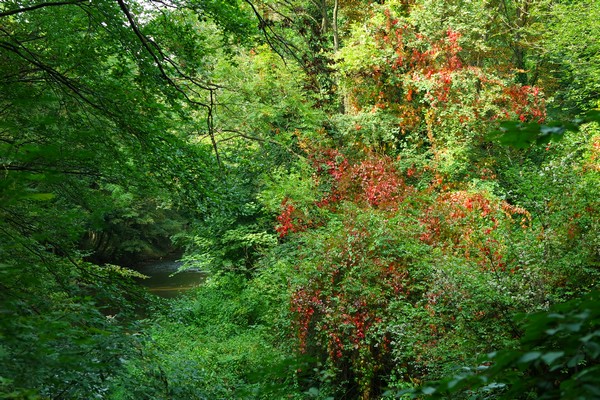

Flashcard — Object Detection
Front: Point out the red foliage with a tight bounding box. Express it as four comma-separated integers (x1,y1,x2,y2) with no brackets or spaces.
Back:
352,158,404,207
290,258,409,362
290,287,321,352
308,149,409,210
282,148,534,394
347,10,547,131
419,190,530,270
503,85,546,123
275,199,306,238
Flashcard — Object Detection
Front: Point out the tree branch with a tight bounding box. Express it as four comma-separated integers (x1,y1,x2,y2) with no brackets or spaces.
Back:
115,0,215,108
0,0,86,18
207,88,223,171
217,128,304,159
243,0,302,65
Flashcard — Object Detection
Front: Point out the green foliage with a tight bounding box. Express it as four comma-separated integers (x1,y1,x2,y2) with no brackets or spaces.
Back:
492,124,600,299
1,0,599,398
174,44,325,276
412,289,600,399
0,229,152,398
0,1,230,397
543,0,600,114
411,0,552,84
109,274,299,399
489,110,600,149
185,0,256,42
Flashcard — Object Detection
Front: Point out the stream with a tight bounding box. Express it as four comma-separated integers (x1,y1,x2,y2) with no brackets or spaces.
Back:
132,259,207,298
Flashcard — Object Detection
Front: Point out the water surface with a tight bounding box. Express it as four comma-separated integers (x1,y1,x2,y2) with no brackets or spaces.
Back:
132,259,206,298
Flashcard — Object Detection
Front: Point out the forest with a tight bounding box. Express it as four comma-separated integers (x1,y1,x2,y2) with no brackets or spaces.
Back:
0,0,599,398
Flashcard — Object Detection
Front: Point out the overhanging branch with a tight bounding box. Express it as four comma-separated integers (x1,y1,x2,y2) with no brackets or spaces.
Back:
0,0,87,18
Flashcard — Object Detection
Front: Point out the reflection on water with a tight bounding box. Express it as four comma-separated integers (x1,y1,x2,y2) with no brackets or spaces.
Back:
132,259,207,298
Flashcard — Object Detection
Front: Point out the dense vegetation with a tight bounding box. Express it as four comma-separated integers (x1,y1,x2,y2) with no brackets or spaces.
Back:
1,0,598,398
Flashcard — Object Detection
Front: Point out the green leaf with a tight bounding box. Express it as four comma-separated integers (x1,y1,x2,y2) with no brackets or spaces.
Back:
518,351,542,364
580,330,600,343
421,386,436,395
583,109,600,123
567,353,584,368
565,322,583,332
583,341,600,359
541,351,564,365
488,109,600,148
